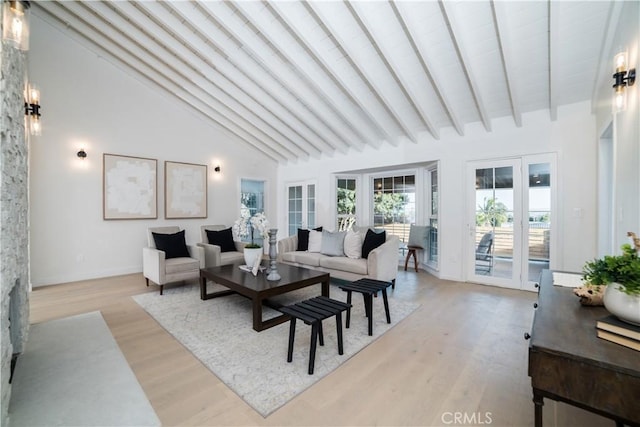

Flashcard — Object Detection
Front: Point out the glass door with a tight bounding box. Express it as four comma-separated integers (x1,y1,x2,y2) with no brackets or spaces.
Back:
467,154,555,290
468,159,522,288
286,181,316,236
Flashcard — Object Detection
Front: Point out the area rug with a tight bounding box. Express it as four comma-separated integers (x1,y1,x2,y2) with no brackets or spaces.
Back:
133,281,418,417
9,311,160,426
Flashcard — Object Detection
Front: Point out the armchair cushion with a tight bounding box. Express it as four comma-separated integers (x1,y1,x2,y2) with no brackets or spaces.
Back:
362,229,386,259
205,227,236,253
296,226,323,251
152,230,190,259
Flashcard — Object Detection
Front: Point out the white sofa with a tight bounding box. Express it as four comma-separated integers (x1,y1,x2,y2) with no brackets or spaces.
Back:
277,228,399,285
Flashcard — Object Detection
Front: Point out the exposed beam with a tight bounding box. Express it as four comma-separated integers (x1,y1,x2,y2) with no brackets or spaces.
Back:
34,1,289,163
347,1,439,140
307,1,417,144
439,0,492,132
391,1,464,136
237,0,371,151
195,1,344,156
491,0,522,127
124,1,314,160
98,1,311,161
166,2,329,159
268,1,388,146
228,2,362,154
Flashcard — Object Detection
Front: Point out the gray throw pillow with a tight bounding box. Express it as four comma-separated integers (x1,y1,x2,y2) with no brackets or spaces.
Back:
321,230,346,257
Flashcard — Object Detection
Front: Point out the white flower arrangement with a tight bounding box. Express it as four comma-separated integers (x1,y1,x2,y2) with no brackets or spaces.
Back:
250,212,270,240
232,206,269,247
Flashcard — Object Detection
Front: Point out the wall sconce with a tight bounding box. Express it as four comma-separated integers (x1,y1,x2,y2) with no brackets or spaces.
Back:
612,52,636,113
214,165,221,173
24,83,41,136
77,149,87,159
2,1,30,51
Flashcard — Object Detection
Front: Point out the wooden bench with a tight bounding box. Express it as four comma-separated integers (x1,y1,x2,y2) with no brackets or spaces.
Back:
279,296,351,375
338,278,392,336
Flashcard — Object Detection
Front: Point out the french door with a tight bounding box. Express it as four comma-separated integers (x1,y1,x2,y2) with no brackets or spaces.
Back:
286,181,316,236
467,154,555,291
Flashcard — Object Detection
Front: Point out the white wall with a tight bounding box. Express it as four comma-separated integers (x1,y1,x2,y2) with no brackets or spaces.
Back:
593,0,639,254
278,102,597,282
28,14,277,286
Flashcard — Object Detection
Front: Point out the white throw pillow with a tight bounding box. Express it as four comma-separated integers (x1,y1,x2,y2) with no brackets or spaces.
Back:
308,229,323,252
344,229,362,259
321,230,346,257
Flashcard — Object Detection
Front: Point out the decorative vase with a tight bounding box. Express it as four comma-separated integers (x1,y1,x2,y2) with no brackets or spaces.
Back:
243,247,263,268
266,229,281,281
603,284,640,326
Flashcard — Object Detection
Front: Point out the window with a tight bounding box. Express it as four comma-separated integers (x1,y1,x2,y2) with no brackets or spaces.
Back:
240,179,265,245
336,177,356,231
372,174,416,244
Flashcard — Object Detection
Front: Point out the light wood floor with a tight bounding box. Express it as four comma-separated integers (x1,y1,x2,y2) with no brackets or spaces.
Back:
29,270,612,426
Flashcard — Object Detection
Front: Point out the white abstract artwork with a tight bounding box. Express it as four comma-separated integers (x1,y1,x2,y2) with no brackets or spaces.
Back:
165,161,207,219
103,154,157,220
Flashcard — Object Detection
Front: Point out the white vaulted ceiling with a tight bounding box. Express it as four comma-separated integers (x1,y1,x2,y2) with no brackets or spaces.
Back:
33,1,619,163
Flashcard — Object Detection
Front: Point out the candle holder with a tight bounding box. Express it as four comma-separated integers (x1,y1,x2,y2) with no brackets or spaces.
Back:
266,228,281,281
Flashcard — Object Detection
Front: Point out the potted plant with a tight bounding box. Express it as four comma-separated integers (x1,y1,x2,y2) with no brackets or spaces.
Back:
582,233,640,325
233,207,269,267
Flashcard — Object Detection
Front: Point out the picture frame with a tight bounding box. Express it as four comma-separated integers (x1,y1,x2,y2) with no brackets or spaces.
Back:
103,154,157,220
164,161,208,219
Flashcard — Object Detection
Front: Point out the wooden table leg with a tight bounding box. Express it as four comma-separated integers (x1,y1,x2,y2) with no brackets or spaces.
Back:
253,297,263,332
200,275,206,300
533,390,544,427
321,279,330,297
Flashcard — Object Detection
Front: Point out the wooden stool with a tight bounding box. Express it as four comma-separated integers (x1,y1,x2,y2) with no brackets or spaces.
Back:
404,246,419,272
279,296,351,375
338,278,392,336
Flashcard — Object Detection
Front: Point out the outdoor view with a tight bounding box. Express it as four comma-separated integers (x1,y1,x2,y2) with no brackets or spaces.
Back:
373,175,416,245
474,164,550,281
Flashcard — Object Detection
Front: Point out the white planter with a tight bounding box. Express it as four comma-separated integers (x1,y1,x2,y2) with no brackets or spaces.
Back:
603,284,640,326
243,247,263,268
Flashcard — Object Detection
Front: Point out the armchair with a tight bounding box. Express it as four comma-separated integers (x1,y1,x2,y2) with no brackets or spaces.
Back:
198,225,246,268
143,226,204,295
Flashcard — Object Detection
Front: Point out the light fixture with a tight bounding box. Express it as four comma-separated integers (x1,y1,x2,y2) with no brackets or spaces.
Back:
214,165,221,173
77,149,87,159
2,1,30,50
612,51,636,113
24,83,41,136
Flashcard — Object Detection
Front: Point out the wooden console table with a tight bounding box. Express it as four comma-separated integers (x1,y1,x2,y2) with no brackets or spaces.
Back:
527,270,640,427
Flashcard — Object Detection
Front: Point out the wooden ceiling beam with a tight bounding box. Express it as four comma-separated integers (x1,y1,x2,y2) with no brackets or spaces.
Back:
269,1,388,147
195,1,343,156
392,2,464,136
235,0,370,152
122,1,314,160
439,0,492,132
348,1,439,141
308,1,416,144
491,0,522,127
35,1,290,163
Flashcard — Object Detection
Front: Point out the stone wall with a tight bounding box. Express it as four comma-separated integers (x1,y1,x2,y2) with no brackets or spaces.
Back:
0,33,31,425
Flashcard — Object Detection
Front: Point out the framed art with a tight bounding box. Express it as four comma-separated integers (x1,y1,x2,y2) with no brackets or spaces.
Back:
165,161,208,219
103,154,157,220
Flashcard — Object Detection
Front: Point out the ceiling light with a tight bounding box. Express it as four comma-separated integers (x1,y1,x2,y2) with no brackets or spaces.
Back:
612,52,636,113
2,1,30,50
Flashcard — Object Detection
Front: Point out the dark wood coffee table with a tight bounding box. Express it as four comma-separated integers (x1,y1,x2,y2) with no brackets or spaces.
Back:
199,262,330,332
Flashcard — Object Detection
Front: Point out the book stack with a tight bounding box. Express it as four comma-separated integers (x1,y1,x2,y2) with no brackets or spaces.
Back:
596,314,640,351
